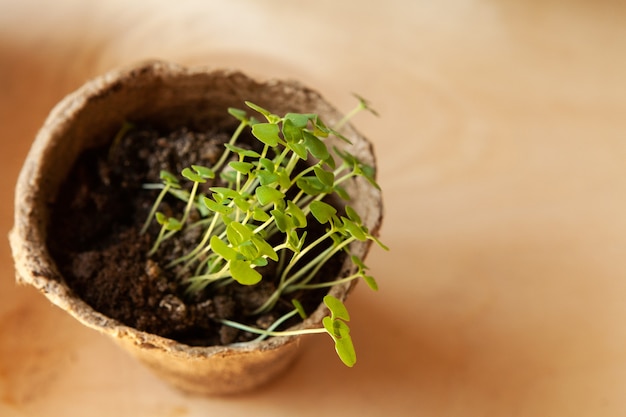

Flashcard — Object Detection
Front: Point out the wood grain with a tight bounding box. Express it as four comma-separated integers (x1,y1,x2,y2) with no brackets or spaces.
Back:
1,0,626,415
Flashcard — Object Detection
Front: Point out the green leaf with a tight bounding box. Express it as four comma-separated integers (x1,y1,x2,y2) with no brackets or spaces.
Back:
313,165,335,188
292,299,308,319
224,143,260,158
334,146,380,189
277,169,291,189
229,161,254,175
210,235,238,261
329,128,352,144
228,107,248,122
251,257,268,267
258,157,275,172
363,275,379,291
181,167,206,183
371,235,390,251
230,259,262,285
252,123,280,147
303,131,330,160
155,212,182,231
245,101,272,119
233,197,251,211
271,208,291,233
329,317,350,337
202,196,233,215
226,225,244,246
256,185,285,206
282,118,303,143
352,92,380,117
297,231,308,251
334,329,357,367
322,315,334,335
210,187,241,199
312,116,330,138
322,316,356,368
252,235,279,261
333,146,358,168
166,218,182,231
296,177,328,196
309,200,337,224
287,229,305,252
351,255,367,271
288,141,308,160
232,222,254,239
341,217,367,241
220,213,234,226
285,112,315,128
159,170,180,187
324,295,350,321
226,222,253,246
192,165,215,179
286,201,307,228
155,212,167,225
345,206,362,223
252,208,271,222
257,170,279,186
323,153,336,170
360,164,380,190
239,241,259,260
334,184,350,200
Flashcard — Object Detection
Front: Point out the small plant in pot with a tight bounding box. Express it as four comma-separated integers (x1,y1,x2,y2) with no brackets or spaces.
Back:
9,60,385,395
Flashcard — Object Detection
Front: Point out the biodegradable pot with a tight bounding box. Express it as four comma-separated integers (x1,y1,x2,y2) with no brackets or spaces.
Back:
9,60,382,396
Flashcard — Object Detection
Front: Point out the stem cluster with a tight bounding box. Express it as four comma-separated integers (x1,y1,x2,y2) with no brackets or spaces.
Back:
141,100,385,366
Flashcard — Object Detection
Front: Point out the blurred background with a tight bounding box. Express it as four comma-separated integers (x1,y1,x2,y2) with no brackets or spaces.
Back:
1,0,626,415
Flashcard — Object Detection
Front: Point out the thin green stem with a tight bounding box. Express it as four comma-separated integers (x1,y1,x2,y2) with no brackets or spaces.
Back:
286,271,361,292
252,230,340,315
213,120,247,173
273,146,291,169
287,163,316,191
249,308,299,342
160,180,200,243
334,107,361,131
148,224,168,256
168,212,220,269
279,227,337,284
284,151,301,177
260,144,270,160
140,184,170,234
298,193,326,217
334,97,375,131
283,236,356,292
180,181,199,226
334,171,356,186
221,313,326,339
186,262,230,283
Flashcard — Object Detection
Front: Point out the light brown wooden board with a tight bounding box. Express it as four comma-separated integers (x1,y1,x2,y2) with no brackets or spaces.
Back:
1,0,626,415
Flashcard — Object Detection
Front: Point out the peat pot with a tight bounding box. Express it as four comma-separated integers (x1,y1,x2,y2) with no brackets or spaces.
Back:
9,60,382,396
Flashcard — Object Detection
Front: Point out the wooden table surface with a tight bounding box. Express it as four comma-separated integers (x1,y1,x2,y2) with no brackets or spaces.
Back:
2,1,626,415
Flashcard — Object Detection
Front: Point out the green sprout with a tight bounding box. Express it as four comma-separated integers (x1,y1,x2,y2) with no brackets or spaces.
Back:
221,295,357,367
140,99,386,367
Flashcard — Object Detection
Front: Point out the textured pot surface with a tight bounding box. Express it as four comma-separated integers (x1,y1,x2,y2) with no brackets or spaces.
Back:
9,60,383,396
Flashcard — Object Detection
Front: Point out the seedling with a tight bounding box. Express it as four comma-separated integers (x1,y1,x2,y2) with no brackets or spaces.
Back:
141,99,386,367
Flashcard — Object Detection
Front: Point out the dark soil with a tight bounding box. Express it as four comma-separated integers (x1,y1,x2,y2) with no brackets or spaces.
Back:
47,124,342,346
